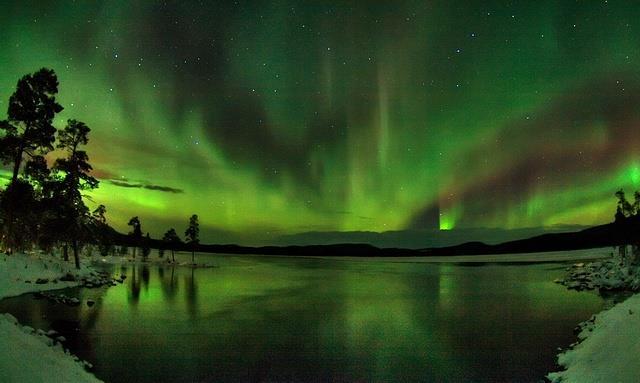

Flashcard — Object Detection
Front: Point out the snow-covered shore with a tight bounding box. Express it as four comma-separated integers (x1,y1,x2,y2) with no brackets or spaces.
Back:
0,252,103,383
0,252,95,299
549,253,640,382
547,293,640,382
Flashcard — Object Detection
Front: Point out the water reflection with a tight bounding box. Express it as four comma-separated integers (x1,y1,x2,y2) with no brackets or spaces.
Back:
0,255,607,383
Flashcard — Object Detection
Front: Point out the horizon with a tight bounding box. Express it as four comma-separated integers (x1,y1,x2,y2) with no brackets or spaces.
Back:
2,1,639,243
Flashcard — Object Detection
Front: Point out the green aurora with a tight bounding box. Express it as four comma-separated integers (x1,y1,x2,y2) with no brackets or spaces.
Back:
2,1,640,242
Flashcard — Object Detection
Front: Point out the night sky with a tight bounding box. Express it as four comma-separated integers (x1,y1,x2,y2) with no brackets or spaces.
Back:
2,1,640,243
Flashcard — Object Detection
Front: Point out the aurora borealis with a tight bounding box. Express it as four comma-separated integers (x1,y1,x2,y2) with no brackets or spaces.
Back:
2,1,640,243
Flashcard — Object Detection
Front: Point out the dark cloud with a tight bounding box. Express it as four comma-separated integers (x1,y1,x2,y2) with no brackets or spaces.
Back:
109,180,183,194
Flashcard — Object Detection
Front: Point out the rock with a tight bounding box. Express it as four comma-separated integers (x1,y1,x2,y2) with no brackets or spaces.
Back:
35,278,49,284
87,299,95,307
56,336,66,343
24,280,31,283
46,330,58,337
68,298,80,306
22,326,35,334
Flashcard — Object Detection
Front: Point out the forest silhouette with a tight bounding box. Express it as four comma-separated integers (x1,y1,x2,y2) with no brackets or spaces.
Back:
0,69,198,267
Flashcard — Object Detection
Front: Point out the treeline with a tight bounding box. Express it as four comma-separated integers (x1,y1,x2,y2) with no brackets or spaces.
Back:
0,68,201,267
0,68,101,268
124,214,200,264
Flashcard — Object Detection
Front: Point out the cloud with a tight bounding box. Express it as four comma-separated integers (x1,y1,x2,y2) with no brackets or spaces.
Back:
109,180,183,194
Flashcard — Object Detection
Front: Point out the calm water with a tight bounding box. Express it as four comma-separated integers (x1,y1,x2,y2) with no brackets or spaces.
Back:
0,254,607,382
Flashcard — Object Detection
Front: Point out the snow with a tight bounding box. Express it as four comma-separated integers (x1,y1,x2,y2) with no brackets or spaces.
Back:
549,250,640,382
0,252,103,383
0,252,95,299
0,313,101,383
547,293,640,383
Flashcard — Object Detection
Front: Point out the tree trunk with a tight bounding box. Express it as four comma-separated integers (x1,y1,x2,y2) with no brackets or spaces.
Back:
3,146,24,254
63,244,69,261
11,146,23,184
191,249,195,265
171,250,175,263
72,239,80,270
132,246,136,258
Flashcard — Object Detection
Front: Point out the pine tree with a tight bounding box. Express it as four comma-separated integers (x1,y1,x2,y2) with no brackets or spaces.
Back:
52,119,99,269
0,68,62,252
185,215,199,265
162,228,181,263
128,216,142,258
0,68,62,183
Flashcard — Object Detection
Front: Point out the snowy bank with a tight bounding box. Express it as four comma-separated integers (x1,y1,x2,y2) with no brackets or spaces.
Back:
547,293,640,383
549,250,640,382
0,253,103,382
0,252,95,299
0,313,101,383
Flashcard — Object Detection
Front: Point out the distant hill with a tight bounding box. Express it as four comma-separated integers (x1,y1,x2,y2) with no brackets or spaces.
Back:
422,219,638,256
98,219,636,258
270,226,585,249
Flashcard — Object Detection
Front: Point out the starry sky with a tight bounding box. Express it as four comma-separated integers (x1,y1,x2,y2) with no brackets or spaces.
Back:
2,1,640,243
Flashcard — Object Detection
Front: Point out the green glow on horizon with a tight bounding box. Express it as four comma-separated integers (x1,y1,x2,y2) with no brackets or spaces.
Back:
2,1,640,242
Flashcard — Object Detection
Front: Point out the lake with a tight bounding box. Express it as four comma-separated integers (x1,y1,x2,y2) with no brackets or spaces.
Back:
0,253,608,382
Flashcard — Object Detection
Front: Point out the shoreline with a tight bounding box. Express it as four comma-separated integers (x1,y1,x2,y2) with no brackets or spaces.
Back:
0,253,103,383
548,254,640,382
547,292,640,382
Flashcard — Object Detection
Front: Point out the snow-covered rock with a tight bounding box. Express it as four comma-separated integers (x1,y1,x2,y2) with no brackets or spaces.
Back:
556,256,640,292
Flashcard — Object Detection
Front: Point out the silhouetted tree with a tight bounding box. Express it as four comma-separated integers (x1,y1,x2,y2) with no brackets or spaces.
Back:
0,68,62,183
23,155,50,195
162,228,181,263
185,215,199,264
0,180,38,252
615,189,634,218
52,119,99,269
0,69,63,252
92,205,113,256
92,204,107,224
128,216,142,258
